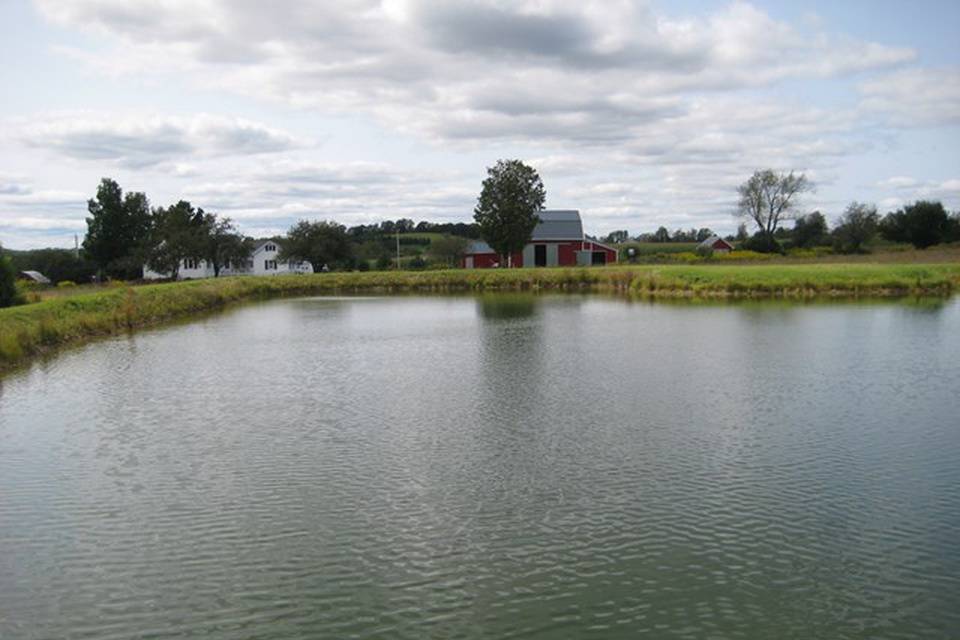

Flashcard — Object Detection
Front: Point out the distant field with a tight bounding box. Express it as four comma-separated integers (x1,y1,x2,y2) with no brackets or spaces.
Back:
610,241,960,264
773,243,960,264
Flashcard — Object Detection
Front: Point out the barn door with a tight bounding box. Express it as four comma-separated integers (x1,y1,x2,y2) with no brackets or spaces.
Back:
534,244,547,267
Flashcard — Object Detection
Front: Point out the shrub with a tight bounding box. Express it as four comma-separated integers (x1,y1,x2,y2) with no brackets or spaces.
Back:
57,280,77,288
741,233,783,254
713,250,774,261
1,253,24,308
0,247,23,307
661,252,702,262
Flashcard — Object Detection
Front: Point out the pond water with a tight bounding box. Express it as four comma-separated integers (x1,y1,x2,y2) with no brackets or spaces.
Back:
1,295,959,639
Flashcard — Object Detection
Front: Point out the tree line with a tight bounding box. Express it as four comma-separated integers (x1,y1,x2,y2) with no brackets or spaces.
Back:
602,170,960,254
602,228,718,244
4,178,484,285
733,170,960,253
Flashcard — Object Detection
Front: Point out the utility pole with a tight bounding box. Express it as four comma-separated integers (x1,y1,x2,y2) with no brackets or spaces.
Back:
74,234,79,259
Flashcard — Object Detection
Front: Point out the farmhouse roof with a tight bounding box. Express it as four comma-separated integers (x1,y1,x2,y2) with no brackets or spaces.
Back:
252,239,280,254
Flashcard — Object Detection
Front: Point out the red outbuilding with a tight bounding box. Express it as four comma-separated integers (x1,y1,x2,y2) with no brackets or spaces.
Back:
463,210,618,269
697,235,735,253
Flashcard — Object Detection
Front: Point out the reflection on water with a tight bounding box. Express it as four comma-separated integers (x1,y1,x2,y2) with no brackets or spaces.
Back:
476,292,541,319
1,295,959,640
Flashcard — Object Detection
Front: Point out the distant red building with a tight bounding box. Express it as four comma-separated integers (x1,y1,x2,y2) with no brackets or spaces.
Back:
697,235,735,253
463,210,618,268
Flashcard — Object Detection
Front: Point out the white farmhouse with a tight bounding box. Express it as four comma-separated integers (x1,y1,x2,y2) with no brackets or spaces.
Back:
143,240,314,280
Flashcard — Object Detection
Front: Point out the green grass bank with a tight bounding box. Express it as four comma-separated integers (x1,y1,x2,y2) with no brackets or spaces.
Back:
3,262,960,372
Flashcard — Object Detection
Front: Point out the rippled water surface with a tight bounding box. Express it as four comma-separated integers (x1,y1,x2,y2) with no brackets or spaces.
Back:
2,295,960,639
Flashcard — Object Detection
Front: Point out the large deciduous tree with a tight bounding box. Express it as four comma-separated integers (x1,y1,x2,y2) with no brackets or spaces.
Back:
427,234,469,268
279,220,352,272
736,170,812,251
792,211,828,248
202,214,251,277
604,230,630,244
833,202,879,254
0,245,22,308
83,178,152,279
880,200,952,249
473,159,545,266
145,201,207,280
695,228,715,242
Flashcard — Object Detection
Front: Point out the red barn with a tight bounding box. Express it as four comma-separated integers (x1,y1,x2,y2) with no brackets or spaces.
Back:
697,235,735,253
463,210,618,268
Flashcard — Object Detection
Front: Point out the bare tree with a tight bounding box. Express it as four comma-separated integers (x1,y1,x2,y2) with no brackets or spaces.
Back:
736,170,812,239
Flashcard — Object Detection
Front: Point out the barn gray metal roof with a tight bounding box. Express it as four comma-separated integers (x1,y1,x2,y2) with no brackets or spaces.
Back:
532,210,583,241
467,240,494,254
466,210,585,253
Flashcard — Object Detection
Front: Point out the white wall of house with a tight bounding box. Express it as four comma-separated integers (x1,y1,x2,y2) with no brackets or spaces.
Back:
143,258,216,280
250,242,313,276
143,241,314,280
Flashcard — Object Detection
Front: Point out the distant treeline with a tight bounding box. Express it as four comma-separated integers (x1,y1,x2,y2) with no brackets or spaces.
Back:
5,247,98,285
347,219,479,240
601,201,960,254
2,178,483,285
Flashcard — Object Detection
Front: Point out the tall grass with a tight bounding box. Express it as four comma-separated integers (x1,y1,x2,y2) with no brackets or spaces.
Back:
2,263,959,371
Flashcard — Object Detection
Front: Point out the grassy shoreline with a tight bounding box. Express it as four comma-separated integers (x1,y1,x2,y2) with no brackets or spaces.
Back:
3,263,960,372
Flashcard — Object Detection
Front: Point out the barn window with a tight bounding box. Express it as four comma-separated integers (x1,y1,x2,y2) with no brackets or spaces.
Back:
265,243,277,252
265,259,277,270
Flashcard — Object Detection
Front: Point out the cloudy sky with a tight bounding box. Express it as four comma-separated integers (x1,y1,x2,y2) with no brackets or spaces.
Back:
1,0,958,248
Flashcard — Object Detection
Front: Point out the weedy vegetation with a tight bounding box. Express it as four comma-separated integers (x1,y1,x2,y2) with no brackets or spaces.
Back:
2,263,960,372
